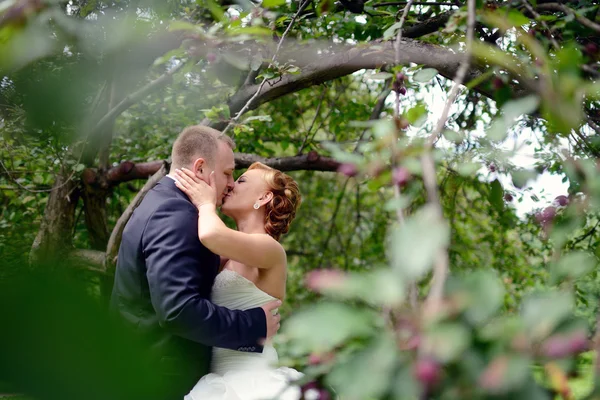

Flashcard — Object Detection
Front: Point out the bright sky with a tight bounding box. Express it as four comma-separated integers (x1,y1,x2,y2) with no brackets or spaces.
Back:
408,76,569,218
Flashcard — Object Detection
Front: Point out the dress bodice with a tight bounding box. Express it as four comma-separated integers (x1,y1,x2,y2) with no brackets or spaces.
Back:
212,269,277,310
185,269,302,400
210,269,278,375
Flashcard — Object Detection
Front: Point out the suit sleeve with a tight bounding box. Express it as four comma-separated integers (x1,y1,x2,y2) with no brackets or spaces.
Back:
142,199,266,352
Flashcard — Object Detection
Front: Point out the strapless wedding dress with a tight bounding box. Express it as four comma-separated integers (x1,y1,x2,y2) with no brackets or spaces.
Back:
184,269,302,400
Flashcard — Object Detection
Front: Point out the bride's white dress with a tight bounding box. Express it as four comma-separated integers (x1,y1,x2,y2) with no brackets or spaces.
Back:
184,269,302,400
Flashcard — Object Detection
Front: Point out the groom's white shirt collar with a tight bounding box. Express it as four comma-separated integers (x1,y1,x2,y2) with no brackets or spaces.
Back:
166,174,177,183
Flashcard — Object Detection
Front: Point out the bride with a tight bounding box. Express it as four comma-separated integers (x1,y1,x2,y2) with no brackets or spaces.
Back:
173,162,303,400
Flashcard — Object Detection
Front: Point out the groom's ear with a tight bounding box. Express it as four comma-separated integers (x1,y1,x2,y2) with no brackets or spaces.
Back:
192,158,206,178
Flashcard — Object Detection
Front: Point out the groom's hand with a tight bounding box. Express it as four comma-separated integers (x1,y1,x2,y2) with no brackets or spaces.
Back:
260,299,282,343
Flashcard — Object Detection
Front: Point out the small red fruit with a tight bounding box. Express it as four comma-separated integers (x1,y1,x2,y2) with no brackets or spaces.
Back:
337,163,358,177
392,167,411,188
554,195,569,207
492,77,503,90
206,52,217,63
414,358,441,388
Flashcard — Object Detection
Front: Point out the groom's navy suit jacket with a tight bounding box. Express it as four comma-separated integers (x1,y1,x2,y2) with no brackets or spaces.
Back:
110,176,266,398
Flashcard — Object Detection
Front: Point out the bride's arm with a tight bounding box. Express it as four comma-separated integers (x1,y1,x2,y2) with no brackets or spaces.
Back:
174,167,286,269
196,204,286,269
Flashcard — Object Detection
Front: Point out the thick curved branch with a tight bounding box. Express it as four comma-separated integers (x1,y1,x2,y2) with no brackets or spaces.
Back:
100,152,341,186
105,162,169,271
224,39,526,126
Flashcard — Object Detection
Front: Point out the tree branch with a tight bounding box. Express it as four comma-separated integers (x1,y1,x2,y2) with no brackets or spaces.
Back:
423,0,476,316
372,2,457,7
90,61,187,139
105,162,169,271
69,249,107,273
536,3,600,33
222,0,311,135
101,152,341,186
222,39,523,128
404,10,454,38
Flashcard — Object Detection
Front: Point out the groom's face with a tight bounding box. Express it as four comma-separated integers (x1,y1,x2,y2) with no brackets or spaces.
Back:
212,141,236,207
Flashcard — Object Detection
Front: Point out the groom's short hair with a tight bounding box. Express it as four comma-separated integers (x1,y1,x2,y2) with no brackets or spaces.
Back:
171,125,235,169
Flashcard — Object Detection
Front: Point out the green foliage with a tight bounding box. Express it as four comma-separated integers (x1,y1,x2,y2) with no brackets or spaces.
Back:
2,0,600,398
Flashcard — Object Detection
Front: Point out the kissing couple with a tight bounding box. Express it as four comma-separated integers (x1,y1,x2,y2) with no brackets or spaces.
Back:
111,125,304,399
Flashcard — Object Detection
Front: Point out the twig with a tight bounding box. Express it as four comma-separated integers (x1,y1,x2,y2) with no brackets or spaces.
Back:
391,0,419,308
521,0,560,50
568,221,600,249
353,79,392,153
372,1,457,7
423,0,476,314
317,178,351,269
587,117,600,136
536,3,600,33
0,157,79,194
297,85,328,154
91,60,187,138
222,0,311,135
394,0,414,51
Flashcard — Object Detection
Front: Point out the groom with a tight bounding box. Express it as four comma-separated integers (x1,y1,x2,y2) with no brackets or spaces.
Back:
110,125,281,399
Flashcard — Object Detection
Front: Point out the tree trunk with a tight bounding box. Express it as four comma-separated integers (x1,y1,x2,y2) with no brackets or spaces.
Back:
30,167,80,264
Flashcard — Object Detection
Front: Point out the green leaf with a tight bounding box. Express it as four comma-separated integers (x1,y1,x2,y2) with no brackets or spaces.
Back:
383,21,403,40
550,251,596,284
371,119,396,139
316,0,334,15
511,169,537,189
443,130,464,144
502,95,539,121
488,96,539,142
318,268,405,307
480,355,531,394
390,204,450,282
413,68,438,83
423,323,471,362
367,72,394,80
521,291,574,340
261,0,286,8
320,142,364,165
384,196,411,212
250,53,263,71
243,115,272,123
391,364,421,400
197,0,225,22
488,179,504,212
487,118,508,142
226,25,273,37
281,303,375,356
405,103,428,125
457,162,481,176
450,270,505,326
153,48,186,66
326,333,397,400
506,9,530,27
168,21,202,32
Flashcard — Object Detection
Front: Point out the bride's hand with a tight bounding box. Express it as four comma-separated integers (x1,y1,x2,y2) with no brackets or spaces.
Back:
174,167,217,209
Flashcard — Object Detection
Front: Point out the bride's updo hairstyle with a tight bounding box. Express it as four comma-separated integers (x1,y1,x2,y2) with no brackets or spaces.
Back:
248,162,301,241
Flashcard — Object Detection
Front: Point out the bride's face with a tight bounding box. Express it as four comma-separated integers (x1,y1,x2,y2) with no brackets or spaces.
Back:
221,169,270,217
